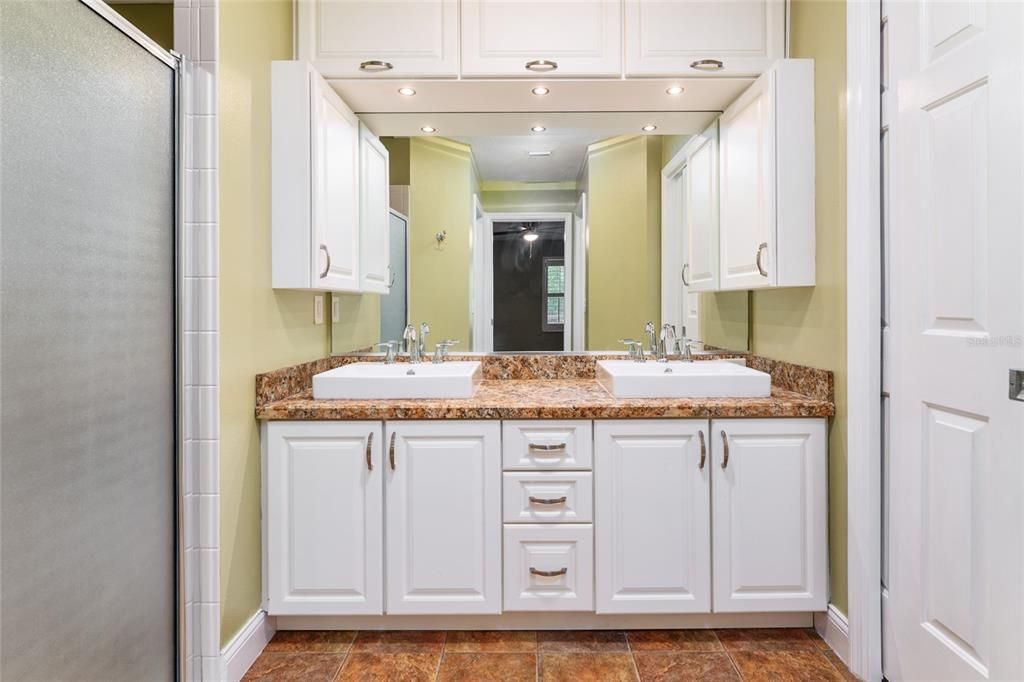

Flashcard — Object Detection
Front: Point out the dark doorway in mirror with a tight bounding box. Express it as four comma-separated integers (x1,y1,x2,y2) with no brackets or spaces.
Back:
493,221,565,352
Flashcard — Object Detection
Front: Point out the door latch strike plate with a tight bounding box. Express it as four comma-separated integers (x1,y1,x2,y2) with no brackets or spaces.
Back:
1010,369,1024,402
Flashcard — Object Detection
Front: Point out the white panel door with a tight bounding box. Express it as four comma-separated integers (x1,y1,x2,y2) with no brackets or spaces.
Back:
594,420,711,614
264,421,383,615
625,0,784,77
385,421,502,614
312,72,361,292
359,123,390,294
712,419,827,613
885,0,1024,679
684,122,719,293
718,69,774,290
296,0,459,78
461,0,622,77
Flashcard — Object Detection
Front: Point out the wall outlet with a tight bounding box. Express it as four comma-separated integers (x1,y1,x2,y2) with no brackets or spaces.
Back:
331,295,340,323
314,295,324,325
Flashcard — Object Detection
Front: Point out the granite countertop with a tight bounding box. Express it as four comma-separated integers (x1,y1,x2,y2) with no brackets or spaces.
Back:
255,378,834,421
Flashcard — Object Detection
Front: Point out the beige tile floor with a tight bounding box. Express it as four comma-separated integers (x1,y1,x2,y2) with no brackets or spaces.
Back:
243,628,859,681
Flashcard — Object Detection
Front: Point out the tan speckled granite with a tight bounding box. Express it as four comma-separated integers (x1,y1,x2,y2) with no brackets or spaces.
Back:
255,380,834,421
254,353,834,421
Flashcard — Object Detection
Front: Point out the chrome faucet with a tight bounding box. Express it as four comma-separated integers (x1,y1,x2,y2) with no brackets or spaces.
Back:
418,322,430,361
376,341,399,364
619,338,645,362
432,339,459,363
402,324,420,362
644,321,657,356
657,324,676,362
675,328,701,363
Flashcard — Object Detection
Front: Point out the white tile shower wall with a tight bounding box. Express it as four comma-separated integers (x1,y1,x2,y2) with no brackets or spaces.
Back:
176,0,220,679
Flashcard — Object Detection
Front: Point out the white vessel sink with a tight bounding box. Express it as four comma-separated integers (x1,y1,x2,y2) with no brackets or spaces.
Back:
596,359,771,398
313,361,483,399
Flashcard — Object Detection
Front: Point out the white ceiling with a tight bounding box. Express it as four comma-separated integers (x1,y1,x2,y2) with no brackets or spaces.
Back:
455,132,603,183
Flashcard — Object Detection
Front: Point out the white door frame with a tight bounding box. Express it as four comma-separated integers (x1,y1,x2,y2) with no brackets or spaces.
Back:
845,1,883,681
475,211,574,352
572,194,587,351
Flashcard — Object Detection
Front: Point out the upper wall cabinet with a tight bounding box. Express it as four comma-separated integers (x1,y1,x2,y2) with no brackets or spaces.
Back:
296,0,459,78
359,124,391,294
460,0,622,77
718,59,815,290
625,0,785,77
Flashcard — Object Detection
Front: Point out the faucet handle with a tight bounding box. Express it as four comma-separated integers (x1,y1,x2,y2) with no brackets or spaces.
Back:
618,338,645,362
432,339,459,363
376,341,399,363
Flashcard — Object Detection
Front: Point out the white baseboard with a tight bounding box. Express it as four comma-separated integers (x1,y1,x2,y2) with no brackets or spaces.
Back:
815,605,850,666
221,611,276,682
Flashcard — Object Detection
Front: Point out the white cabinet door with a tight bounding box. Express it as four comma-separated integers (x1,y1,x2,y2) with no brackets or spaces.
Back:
719,60,815,291
461,0,622,77
296,0,459,78
625,0,784,77
594,420,711,614
684,122,719,293
385,421,502,614
712,418,827,612
359,124,390,294
263,421,383,615
272,61,361,292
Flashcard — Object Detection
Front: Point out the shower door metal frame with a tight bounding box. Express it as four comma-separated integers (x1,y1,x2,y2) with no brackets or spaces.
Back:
78,0,189,674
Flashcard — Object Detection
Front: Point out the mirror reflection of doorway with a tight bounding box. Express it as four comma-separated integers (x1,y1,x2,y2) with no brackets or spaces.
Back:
379,209,408,343
491,218,568,352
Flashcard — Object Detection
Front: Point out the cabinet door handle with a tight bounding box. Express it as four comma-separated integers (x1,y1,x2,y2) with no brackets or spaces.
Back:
681,263,690,287
386,265,396,288
389,432,397,471
365,431,374,471
756,242,768,277
690,58,724,71
359,60,394,72
720,430,730,469
530,567,568,577
319,243,331,279
525,59,558,72
528,443,567,453
529,496,567,505
698,430,706,470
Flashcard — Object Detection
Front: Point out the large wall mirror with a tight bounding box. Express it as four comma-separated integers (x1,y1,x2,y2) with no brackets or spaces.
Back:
332,117,749,355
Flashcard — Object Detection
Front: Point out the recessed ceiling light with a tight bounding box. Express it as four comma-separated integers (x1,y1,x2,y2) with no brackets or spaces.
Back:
528,151,552,157
398,87,416,96
642,124,658,132
531,86,550,96
420,126,436,133
666,85,684,96
531,125,546,133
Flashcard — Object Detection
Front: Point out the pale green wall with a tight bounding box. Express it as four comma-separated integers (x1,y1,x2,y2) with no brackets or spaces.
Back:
108,3,173,50
586,137,662,349
407,138,475,345
480,182,578,213
382,137,410,185
749,0,849,613
218,0,379,646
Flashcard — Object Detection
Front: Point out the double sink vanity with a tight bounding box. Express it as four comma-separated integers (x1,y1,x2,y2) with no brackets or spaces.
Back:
257,348,833,629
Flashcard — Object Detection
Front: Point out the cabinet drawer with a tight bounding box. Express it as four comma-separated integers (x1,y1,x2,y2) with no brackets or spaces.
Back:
503,472,593,523
502,420,592,470
503,524,594,611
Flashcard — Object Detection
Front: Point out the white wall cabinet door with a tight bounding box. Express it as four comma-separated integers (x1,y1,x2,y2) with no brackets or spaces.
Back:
272,61,361,292
711,418,827,612
719,60,815,291
625,0,784,77
296,0,459,78
683,122,720,293
594,420,711,614
263,421,383,615
460,0,622,77
385,421,502,614
359,124,391,294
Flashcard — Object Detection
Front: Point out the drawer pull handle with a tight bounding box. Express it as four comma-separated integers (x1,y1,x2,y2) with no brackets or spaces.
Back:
756,242,769,277
365,431,374,471
720,430,730,469
530,567,567,577
529,495,567,505
359,60,394,72
690,58,724,71
525,59,558,72
528,443,567,453
697,430,706,470
389,432,397,471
